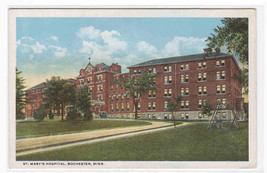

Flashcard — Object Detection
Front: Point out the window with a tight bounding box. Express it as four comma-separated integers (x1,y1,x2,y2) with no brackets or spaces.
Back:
138,103,141,111
121,103,124,112
111,104,113,113
116,104,119,112
164,76,168,84
217,85,221,94
198,100,202,109
148,102,152,110
181,88,184,96
222,85,226,94
185,113,189,119
127,93,130,101
116,95,119,102
164,101,168,110
111,85,113,91
148,68,152,74
222,71,225,79
138,69,141,74
216,71,220,80
111,95,114,102
164,66,168,72
203,73,207,81
181,64,184,71
198,86,202,95
198,62,202,68
181,75,184,83
164,89,168,97
152,90,156,97
87,77,92,83
133,70,137,74
153,68,156,74
221,60,225,66
152,102,156,110
181,113,185,119
216,61,220,67
222,98,226,105
185,74,189,82
185,101,189,109
185,64,189,70
149,90,152,98
203,62,207,68
185,87,189,96
116,84,118,90
203,86,207,94
169,66,172,72
181,101,184,109
198,112,203,118
169,76,172,83
152,77,156,84
127,103,129,112
198,73,202,81
121,93,124,101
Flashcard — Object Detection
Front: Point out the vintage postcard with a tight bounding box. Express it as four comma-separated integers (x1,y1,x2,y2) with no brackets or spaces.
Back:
9,8,257,169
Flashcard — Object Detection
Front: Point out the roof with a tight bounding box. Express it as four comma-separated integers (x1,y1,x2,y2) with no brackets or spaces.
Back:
67,78,77,82
95,63,109,71
128,52,231,68
28,82,46,90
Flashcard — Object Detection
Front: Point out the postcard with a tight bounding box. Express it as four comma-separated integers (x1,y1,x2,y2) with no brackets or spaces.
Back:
9,8,257,169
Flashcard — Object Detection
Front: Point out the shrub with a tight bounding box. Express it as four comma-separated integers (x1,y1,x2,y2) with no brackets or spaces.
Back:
66,109,81,121
48,110,54,120
33,108,47,121
100,112,107,119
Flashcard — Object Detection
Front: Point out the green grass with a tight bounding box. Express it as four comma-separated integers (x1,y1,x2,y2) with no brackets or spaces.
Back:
17,122,248,161
16,120,151,139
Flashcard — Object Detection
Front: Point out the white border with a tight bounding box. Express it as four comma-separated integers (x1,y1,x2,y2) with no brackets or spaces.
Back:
2,5,264,172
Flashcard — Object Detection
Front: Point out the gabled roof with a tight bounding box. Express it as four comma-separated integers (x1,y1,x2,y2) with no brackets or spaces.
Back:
28,82,46,90
128,53,231,68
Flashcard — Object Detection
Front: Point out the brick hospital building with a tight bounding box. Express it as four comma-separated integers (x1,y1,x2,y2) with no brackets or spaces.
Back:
25,49,245,120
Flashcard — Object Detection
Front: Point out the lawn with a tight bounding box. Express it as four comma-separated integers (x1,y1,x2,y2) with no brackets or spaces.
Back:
17,122,248,161
16,120,151,139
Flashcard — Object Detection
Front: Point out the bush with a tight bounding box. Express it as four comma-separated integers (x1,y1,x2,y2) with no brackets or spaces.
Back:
33,108,47,121
84,110,93,121
66,109,81,121
100,112,107,119
48,110,54,120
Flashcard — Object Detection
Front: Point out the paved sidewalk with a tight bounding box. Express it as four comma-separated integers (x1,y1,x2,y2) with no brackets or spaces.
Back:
16,121,175,152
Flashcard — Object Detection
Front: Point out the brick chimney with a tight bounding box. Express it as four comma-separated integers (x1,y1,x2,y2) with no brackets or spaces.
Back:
203,48,212,59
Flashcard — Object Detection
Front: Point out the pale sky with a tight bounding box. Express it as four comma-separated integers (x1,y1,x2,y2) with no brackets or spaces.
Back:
16,17,225,89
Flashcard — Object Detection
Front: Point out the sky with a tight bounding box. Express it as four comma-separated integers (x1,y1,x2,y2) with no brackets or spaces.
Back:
16,17,225,88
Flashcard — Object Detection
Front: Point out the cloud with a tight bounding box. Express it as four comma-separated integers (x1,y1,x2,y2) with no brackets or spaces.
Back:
76,26,101,40
21,37,34,41
161,36,206,57
49,45,68,57
136,41,158,55
30,42,47,54
50,36,58,41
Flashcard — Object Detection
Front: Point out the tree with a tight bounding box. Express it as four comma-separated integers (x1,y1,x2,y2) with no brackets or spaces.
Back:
16,68,27,119
166,96,182,127
121,70,157,119
201,101,213,117
206,18,248,65
43,77,76,121
76,85,93,121
33,106,47,121
233,68,248,95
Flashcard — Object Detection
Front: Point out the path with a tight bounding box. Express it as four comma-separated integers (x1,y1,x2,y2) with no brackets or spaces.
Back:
16,121,192,157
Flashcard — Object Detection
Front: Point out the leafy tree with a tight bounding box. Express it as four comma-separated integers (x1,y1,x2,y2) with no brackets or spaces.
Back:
66,109,81,121
201,101,213,117
166,96,182,127
33,107,47,121
121,70,157,119
233,68,248,95
206,18,248,65
76,85,93,121
43,77,76,121
16,68,27,119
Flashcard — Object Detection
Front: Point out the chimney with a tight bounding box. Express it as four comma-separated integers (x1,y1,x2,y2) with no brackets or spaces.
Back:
203,48,212,59
215,47,220,55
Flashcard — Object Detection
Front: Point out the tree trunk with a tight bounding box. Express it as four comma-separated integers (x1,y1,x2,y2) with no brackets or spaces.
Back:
61,103,64,121
134,102,138,120
172,112,176,128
